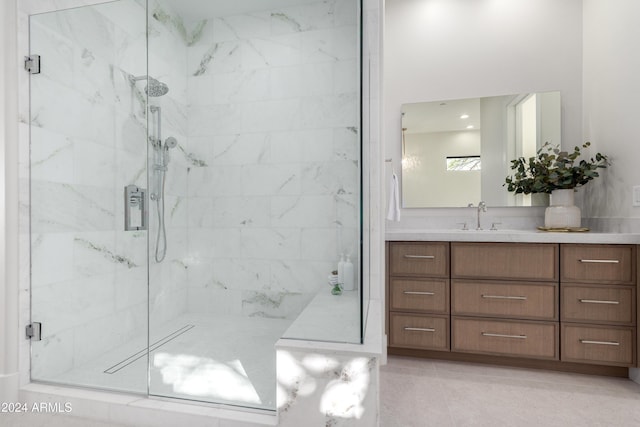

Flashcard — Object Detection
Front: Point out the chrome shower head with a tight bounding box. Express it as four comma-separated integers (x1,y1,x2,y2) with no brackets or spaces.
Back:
129,75,169,97
146,78,169,97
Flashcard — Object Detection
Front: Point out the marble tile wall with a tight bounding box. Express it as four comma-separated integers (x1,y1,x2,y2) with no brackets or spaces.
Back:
182,0,362,323
29,0,189,380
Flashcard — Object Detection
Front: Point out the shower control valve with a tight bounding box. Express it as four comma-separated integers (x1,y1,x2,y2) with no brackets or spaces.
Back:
124,185,148,231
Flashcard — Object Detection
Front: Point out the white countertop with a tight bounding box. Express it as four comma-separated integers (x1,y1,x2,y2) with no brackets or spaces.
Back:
386,228,640,244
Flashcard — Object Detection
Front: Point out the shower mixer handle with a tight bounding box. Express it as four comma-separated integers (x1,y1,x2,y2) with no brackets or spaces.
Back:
124,185,148,231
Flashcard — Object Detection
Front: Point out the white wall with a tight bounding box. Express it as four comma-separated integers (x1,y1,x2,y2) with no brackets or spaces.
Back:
538,91,562,149
384,0,583,228
582,0,640,228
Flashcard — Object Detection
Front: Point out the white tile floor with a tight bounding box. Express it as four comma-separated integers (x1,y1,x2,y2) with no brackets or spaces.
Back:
380,356,640,427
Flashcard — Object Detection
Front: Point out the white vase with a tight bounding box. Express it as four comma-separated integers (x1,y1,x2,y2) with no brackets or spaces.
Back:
544,189,581,228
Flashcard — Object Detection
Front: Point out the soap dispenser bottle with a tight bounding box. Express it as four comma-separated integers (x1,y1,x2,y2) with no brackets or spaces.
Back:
337,254,345,285
343,256,354,291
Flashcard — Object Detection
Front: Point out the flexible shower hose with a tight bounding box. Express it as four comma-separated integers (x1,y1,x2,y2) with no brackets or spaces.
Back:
154,167,167,263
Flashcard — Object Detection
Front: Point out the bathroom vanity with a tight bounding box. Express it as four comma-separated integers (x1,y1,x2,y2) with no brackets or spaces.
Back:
385,230,640,375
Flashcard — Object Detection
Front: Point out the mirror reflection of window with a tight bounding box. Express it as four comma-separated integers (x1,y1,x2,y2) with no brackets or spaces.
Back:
401,91,561,208
446,156,481,171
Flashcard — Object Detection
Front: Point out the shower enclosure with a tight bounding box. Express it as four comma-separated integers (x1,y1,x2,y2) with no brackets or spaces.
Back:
28,0,362,412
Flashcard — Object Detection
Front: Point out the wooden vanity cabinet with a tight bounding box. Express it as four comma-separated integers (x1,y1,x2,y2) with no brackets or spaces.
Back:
387,241,638,371
451,242,558,282
386,242,450,352
450,242,560,360
451,280,557,321
452,317,558,359
560,244,637,367
560,244,635,285
389,242,449,277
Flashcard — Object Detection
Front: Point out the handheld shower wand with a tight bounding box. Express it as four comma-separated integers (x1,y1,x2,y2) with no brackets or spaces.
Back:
149,105,177,263
131,74,174,263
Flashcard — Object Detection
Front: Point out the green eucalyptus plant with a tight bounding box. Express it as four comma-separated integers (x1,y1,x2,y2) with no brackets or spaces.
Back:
504,142,609,194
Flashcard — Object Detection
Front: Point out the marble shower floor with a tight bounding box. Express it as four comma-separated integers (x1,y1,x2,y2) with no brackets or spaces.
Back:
381,356,640,427
46,313,291,411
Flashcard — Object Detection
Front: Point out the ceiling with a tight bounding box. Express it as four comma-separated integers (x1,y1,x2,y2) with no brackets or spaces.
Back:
402,98,481,135
170,0,320,21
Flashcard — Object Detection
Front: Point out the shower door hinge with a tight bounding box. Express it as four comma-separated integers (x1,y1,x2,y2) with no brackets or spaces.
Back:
26,322,42,341
24,55,40,74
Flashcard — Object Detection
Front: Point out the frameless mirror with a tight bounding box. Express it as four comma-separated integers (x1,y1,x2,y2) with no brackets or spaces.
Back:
401,91,561,208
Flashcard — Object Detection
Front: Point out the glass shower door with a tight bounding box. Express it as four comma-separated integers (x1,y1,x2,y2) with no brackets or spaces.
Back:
29,0,150,394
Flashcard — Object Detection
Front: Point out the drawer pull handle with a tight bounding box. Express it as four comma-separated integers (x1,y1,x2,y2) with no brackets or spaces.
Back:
404,255,435,259
404,327,436,332
579,259,620,264
403,291,435,296
579,339,620,346
579,299,620,305
481,295,527,301
481,332,527,339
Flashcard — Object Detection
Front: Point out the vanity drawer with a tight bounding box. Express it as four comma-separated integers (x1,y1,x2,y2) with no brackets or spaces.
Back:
562,285,635,325
390,278,449,314
561,323,635,366
452,317,558,359
451,280,557,320
389,242,449,277
451,243,558,281
560,244,636,285
389,313,449,351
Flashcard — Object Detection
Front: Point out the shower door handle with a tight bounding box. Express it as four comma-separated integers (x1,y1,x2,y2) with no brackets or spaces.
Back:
124,185,148,231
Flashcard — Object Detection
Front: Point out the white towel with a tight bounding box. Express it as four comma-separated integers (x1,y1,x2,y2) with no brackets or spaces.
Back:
386,172,401,221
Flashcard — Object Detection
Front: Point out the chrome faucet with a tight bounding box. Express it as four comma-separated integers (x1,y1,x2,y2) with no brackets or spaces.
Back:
476,201,487,230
